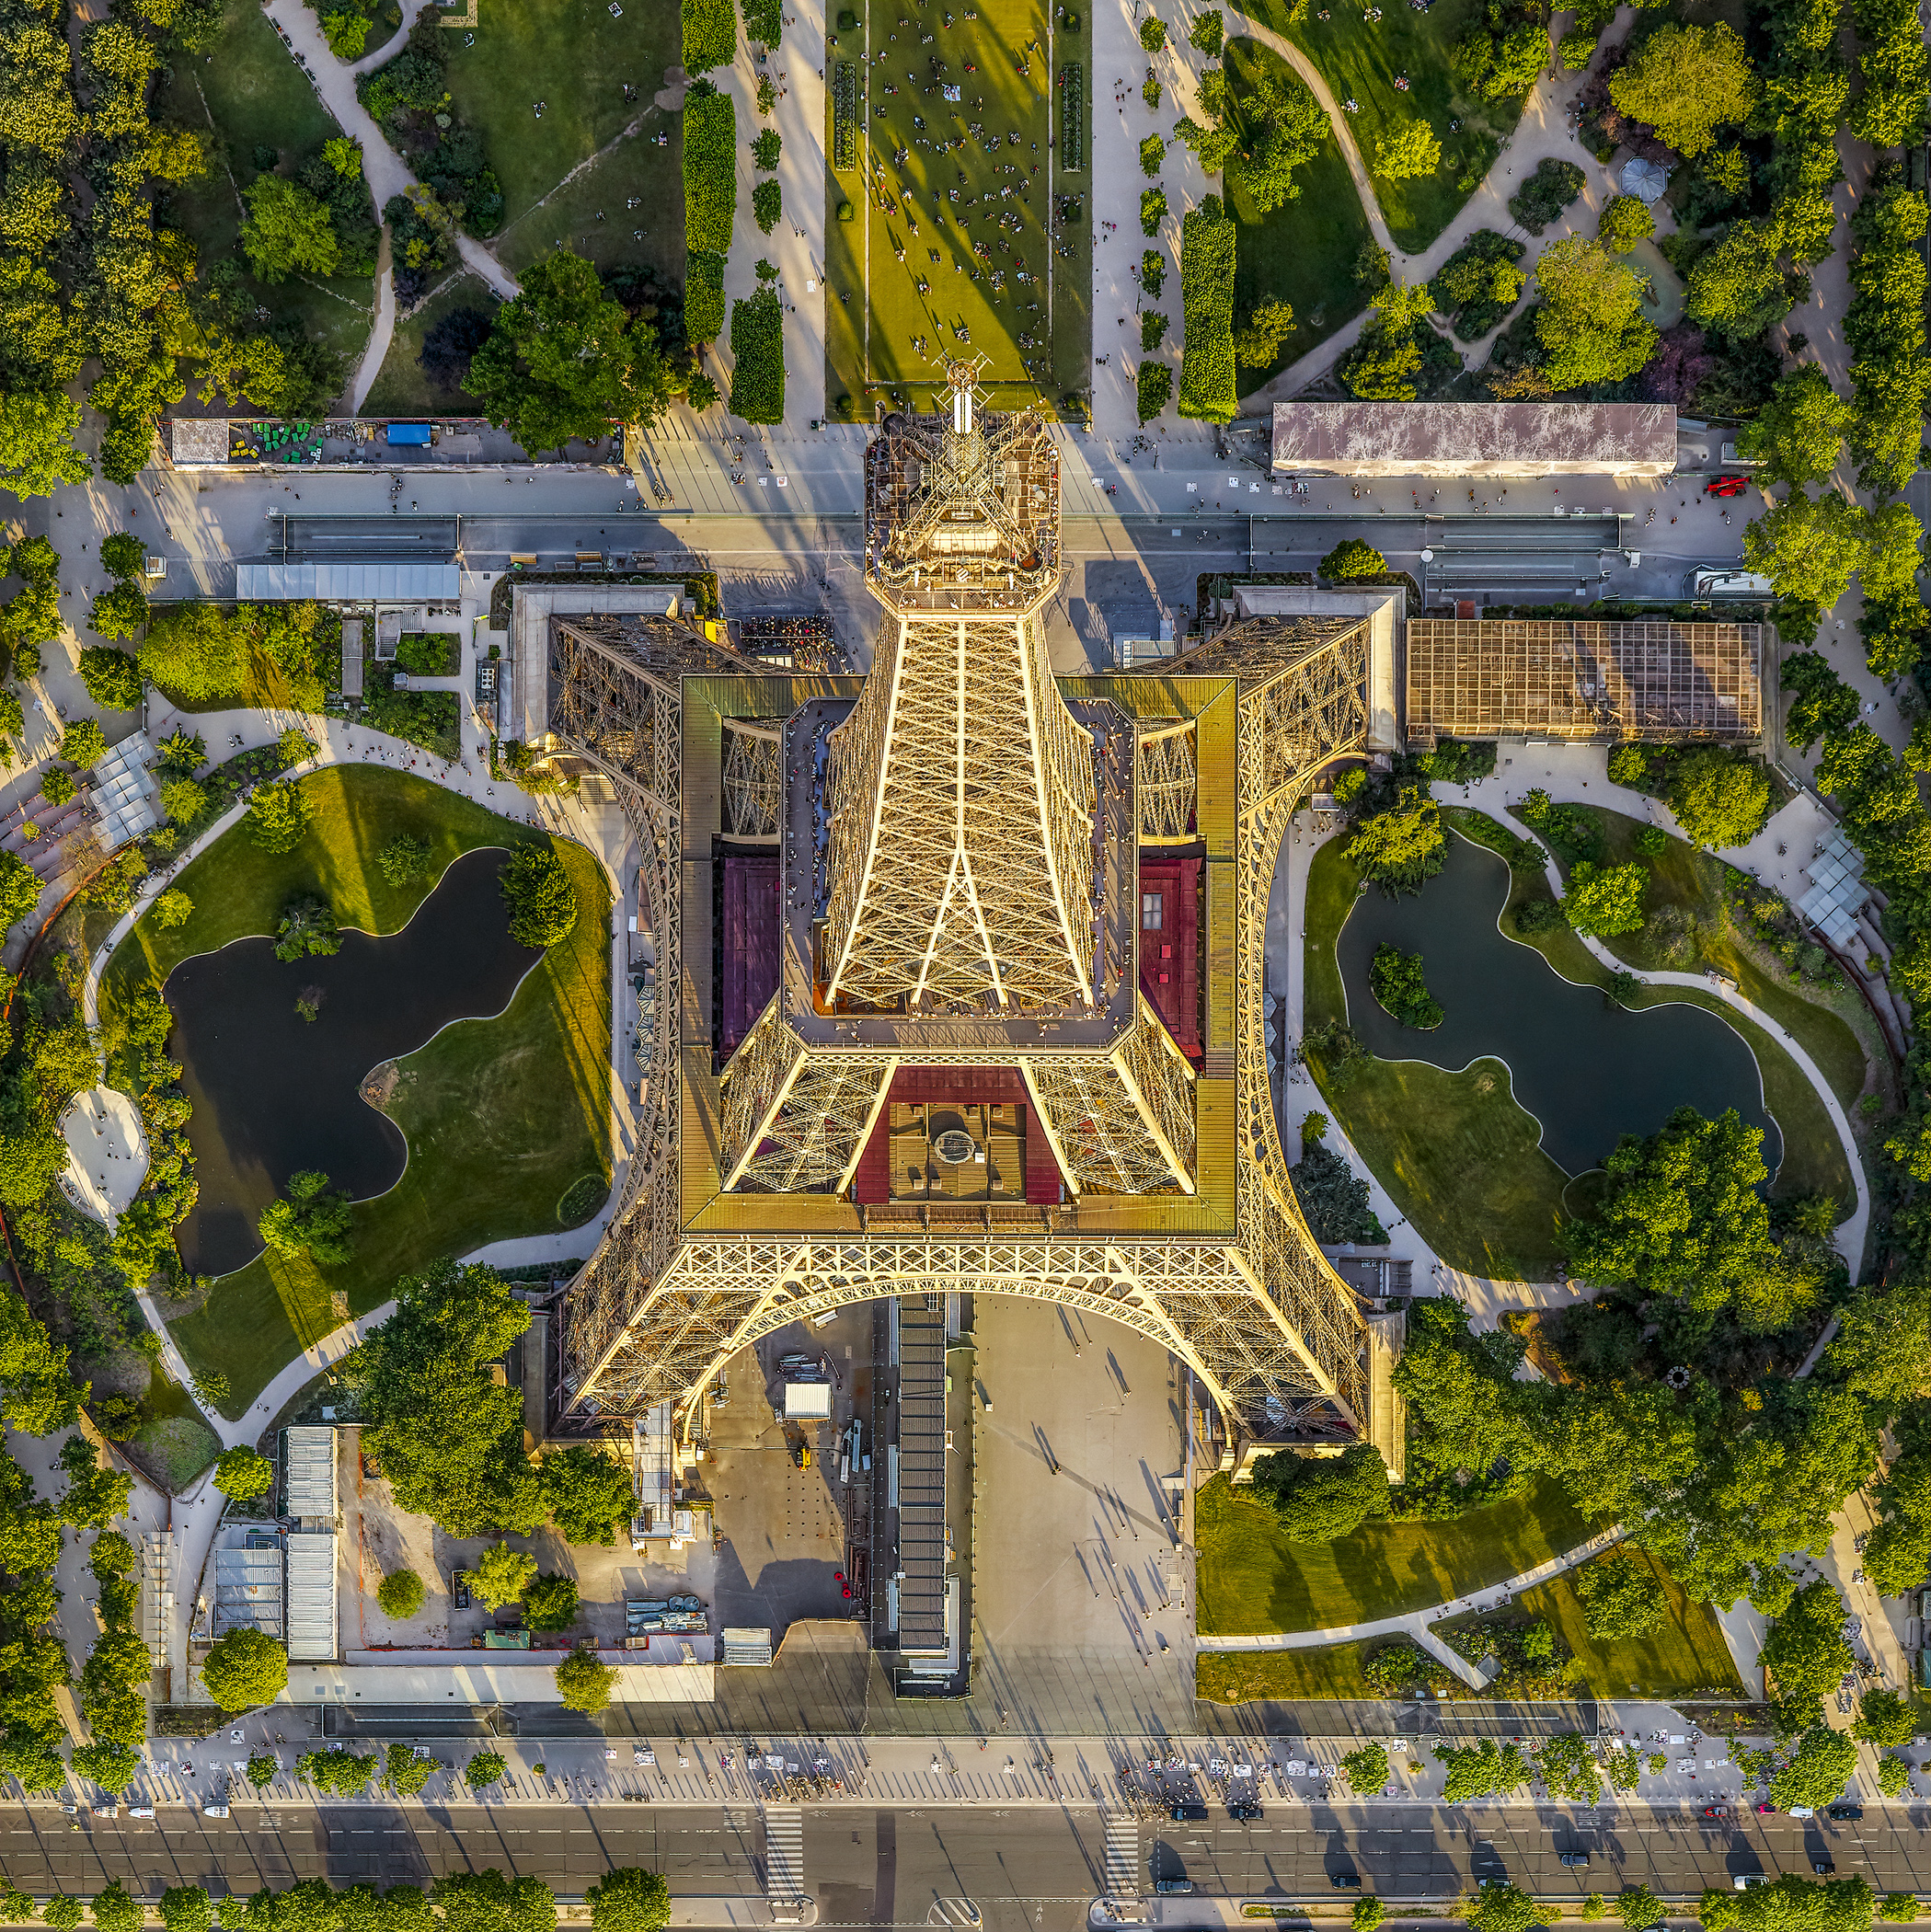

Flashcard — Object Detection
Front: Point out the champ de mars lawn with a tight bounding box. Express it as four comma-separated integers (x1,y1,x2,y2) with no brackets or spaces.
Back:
105,766,611,1418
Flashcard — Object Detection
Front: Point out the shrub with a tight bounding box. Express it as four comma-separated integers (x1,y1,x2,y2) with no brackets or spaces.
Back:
1060,64,1084,169
1178,194,1236,421
682,0,734,70
753,178,781,232
683,85,738,255
752,126,781,169
1509,158,1586,234
1136,362,1173,422
378,834,431,886
1139,133,1164,176
1321,537,1385,580
1141,187,1167,234
1369,942,1443,1029
500,845,580,946
213,1447,274,1502
728,285,785,424
685,248,727,342
378,1569,425,1618
832,63,857,169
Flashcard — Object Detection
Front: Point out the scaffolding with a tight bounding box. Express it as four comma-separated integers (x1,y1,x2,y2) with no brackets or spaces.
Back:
1405,618,1764,745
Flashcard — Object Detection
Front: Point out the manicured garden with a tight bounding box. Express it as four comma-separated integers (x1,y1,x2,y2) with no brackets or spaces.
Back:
1518,1546,1745,1698
822,0,1091,417
1196,1470,1597,1636
103,767,612,1416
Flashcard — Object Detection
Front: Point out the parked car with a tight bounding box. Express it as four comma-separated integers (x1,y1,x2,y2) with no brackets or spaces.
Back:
1229,1802,1263,1821
1754,1804,1777,1815
1828,1805,1864,1821
202,1805,230,1820
1706,477,1749,497
127,1806,155,1820
1813,1863,1835,1878
1705,1807,1730,1819
1154,1880,1194,1895
1735,1876,1768,1891
90,1805,118,1819
1560,1854,1591,1868
1168,1803,1208,1823
1331,1874,1362,1890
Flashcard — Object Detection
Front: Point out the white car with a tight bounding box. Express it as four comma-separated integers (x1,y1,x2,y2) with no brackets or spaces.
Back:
202,1804,230,1820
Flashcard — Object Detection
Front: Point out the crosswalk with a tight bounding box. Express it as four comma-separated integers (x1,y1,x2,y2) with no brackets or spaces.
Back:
1104,1811,1141,1903
764,1803,806,1913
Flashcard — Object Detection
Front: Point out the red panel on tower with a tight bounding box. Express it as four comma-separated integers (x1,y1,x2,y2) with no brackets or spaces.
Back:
850,1065,1063,1205
1136,857,1201,1059
718,852,781,1058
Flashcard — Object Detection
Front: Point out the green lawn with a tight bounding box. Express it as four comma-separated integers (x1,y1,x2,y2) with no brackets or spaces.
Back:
1198,1642,1385,1703
1196,1471,1597,1635
1238,0,1523,251
153,6,374,381
823,0,1090,416
1520,1547,1745,1698
493,130,684,281
1225,39,1374,397
104,767,613,1418
362,274,500,417
1304,834,1573,1279
439,0,683,232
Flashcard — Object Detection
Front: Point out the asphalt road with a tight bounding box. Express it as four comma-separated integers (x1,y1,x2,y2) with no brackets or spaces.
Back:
8,1802,1931,1928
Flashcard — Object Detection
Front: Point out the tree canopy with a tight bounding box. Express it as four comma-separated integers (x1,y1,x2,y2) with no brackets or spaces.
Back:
1743,490,1867,609
1737,367,1853,486
539,1444,638,1545
1665,750,1774,849
1608,22,1756,155
500,845,579,948
1533,237,1658,390
1561,859,1647,937
1247,1443,1391,1542
213,1446,274,1502
240,176,341,283
201,1627,288,1709
585,1873,670,1932
258,1169,353,1266
1573,1550,1668,1639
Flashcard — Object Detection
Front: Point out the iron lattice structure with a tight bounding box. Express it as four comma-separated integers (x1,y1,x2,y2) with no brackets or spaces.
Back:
545,372,1402,1466
720,721,782,839
1406,617,1764,745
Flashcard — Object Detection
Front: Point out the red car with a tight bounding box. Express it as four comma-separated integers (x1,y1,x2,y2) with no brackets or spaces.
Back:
1754,1802,1777,1814
1705,1807,1730,1819
1706,476,1749,497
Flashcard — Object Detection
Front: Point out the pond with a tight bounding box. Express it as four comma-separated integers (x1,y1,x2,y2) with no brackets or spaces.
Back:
1335,831,1781,1179
167,847,545,1276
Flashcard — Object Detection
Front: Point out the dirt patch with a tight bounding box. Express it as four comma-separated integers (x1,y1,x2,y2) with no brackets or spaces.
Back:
655,64,688,111
361,1060,400,1109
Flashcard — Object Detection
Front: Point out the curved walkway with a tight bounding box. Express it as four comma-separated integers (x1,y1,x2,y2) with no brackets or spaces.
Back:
1197,1525,1626,1659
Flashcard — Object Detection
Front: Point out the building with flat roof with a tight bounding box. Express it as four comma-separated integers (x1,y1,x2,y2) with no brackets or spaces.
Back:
1271,401,1678,478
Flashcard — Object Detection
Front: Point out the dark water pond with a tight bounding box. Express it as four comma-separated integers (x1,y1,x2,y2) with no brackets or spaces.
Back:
1336,832,1780,1178
168,847,545,1276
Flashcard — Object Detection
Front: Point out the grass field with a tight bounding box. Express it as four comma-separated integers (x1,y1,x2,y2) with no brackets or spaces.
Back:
1198,1643,1385,1703
1520,1547,1745,1698
362,274,500,417
1304,835,1573,1278
1225,39,1374,397
1196,1471,1597,1635
1241,0,1523,251
153,6,374,382
822,0,1090,416
440,0,683,241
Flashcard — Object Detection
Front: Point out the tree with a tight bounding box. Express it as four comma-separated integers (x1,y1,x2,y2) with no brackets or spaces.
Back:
78,647,144,710
1374,117,1441,179
246,779,317,854
585,1873,670,1932
1574,1550,1668,1639
299,1748,378,1797
1140,14,1166,49
1248,1443,1391,1541
273,896,340,962
539,1444,638,1545
1826,1283,1931,1414
338,1259,541,1537
1226,71,1328,213
1465,1883,1539,1932
159,776,206,826
1189,8,1224,53
556,1649,618,1713
213,1446,274,1502
432,1871,554,1932
1743,491,1866,609
1534,237,1658,389
472,1542,537,1610
201,1627,288,1709
1562,859,1647,936
1686,220,1793,337
258,1170,354,1266
524,1572,580,1632
0,850,40,933
1666,750,1772,849
1852,1687,1914,1747
378,1569,425,1619
1234,296,1295,369
1615,1889,1664,1930
1861,500,1925,608
92,1885,140,1932
1598,194,1655,252
1290,1141,1386,1245
43,1903,83,1932
1340,1742,1390,1790
1346,785,1444,892
0,389,91,499
240,176,341,283
1737,367,1854,487
1608,23,1756,156
1321,538,1385,581
160,1889,216,1932
500,845,578,947
468,249,675,453
87,584,147,644
40,769,74,809
1770,1725,1858,1811
420,306,495,391
387,1743,438,1796
1760,1580,1855,1720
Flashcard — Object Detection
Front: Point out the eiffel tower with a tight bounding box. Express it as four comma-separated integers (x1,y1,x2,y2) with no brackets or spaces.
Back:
529,365,1405,1468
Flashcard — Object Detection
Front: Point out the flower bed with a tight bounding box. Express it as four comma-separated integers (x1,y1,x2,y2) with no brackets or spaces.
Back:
833,63,857,169
1058,63,1083,170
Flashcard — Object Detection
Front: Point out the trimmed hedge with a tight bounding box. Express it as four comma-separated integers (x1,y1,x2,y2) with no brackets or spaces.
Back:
753,178,782,232
833,63,858,168
741,0,780,44
1059,64,1083,170
686,248,727,342
1137,361,1172,422
683,0,735,70
729,286,785,423
684,85,738,255
1178,194,1237,422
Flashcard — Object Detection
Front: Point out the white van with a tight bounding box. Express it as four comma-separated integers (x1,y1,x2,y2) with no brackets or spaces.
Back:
1687,569,1774,596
